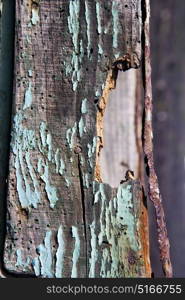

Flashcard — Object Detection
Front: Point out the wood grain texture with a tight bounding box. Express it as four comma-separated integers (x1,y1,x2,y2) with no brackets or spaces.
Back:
2,0,151,277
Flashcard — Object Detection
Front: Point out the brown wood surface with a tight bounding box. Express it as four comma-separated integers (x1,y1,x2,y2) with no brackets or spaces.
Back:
0,0,151,277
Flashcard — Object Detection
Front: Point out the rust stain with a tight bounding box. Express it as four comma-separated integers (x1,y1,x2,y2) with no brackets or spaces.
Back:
95,71,116,181
139,189,152,277
143,0,173,277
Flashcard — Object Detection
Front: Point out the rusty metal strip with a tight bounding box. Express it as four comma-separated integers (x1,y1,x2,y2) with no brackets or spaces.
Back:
143,0,173,277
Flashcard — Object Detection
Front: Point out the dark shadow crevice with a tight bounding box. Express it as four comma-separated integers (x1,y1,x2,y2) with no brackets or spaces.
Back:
0,0,15,277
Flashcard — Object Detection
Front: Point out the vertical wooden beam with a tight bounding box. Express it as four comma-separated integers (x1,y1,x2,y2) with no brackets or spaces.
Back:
2,0,151,277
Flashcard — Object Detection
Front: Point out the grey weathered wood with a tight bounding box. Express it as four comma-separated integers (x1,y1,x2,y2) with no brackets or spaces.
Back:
100,68,143,188
1,0,151,277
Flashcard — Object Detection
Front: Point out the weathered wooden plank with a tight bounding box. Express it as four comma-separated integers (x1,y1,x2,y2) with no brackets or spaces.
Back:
2,0,151,277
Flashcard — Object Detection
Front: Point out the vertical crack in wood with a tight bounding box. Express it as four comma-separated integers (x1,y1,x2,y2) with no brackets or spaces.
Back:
142,0,173,277
77,154,88,277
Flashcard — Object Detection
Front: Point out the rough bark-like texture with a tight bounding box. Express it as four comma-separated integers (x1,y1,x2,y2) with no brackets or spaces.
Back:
143,0,172,278
2,0,151,277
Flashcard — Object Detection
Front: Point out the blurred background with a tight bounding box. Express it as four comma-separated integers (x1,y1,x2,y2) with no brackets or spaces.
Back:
151,0,185,277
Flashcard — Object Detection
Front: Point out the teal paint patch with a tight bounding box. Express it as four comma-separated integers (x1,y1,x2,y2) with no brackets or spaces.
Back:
39,159,59,209
65,178,71,187
112,2,119,48
28,69,32,77
85,1,91,58
83,173,89,189
66,123,77,150
81,98,88,114
67,0,82,91
78,117,86,137
31,7,40,25
39,121,47,148
12,113,40,209
71,226,80,278
37,231,53,278
116,184,139,251
96,1,102,34
67,1,85,91
23,82,32,110
80,155,84,166
68,0,80,53
59,158,65,175
25,151,41,205
54,149,66,175
98,44,103,55
93,181,140,277
54,149,60,173
87,137,97,168
32,257,40,276
95,90,101,98
114,52,121,59
55,226,65,278
89,221,98,277
16,249,31,271
39,121,54,162
46,132,53,161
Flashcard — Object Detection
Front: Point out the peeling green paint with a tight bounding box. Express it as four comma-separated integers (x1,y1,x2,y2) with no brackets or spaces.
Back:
46,132,53,161
98,44,103,55
81,98,88,114
25,151,41,204
28,69,32,77
54,149,65,176
92,181,142,277
96,1,102,34
23,82,32,110
68,0,80,53
12,113,41,209
32,257,40,276
39,160,59,209
54,149,60,173
116,184,139,252
78,117,86,137
80,155,84,166
37,231,53,278
31,7,40,25
95,90,101,97
65,178,71,187
66,122,77,150
39,121,47,148
87,137,97,168
55,226,65,278
67,0,82,91
59,158,65,175
71,226,80,278
89,221,98,277
85,1,91,57
83,173,89,189
112,2,119,49
100,247,109,277
16,249,31,271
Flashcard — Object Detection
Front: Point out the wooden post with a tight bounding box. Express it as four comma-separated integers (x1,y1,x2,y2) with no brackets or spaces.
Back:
0,0,151,277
